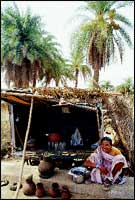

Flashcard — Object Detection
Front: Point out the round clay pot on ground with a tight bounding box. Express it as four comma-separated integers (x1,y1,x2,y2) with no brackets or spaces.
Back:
22,175,36,195
35,182,46,197
38,156,55,178
61,185,71,199
47,182,61,198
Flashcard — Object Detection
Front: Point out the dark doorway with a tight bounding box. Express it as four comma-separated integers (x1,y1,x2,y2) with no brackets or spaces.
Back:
13,103,100,151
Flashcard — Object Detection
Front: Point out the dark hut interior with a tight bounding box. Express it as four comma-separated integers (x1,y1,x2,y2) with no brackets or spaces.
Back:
13,102,100,151
1,88,106,168
1,88,104,168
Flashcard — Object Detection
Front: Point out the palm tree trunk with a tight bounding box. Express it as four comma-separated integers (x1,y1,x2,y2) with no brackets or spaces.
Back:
75,68,79,88
93,66,99,89
21,57,31,88
32,61,37,88
32,59,41,88
55,80,59,87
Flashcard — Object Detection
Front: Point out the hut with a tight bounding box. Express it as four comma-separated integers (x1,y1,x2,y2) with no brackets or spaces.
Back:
1,88,104,151
1,87,134,173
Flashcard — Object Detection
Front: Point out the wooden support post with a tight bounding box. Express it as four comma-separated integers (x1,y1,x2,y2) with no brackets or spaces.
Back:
101,105,104,138
14,97,34,199
97,102,104,138
10,104,16,155
96,109,101,139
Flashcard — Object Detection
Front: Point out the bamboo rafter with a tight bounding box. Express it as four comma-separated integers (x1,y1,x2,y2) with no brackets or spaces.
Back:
6,95,30,105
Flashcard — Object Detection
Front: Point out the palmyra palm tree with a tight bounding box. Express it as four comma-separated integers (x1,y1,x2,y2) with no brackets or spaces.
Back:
99,80,114,91
1,3,43,88
1,3,66,88
71,1,133,88
115,77,134,95
69,48,91,88
35,35,67,87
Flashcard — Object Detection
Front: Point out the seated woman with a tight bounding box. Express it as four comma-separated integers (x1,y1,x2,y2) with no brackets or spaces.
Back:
84,136,128,186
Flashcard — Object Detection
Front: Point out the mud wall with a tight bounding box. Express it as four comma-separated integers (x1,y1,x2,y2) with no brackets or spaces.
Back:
1,101,11,149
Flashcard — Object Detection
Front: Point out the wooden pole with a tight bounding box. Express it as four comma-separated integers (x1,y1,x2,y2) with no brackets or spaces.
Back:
14,97,34,199
97,102,104,138
96,109,101,139
10,104,16,155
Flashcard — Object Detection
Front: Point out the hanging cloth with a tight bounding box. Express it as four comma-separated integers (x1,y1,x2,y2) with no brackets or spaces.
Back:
70,128,83,146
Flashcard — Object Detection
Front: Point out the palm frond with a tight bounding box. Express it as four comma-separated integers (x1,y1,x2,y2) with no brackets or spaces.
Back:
113,32,124,63
115,1,134,9
118,27,133,47
115,14,133,28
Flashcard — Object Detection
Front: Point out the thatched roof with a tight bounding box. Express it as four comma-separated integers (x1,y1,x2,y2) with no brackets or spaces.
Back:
1,87,122,106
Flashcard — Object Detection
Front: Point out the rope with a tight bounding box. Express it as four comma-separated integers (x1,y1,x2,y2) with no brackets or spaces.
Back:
14,97,34,199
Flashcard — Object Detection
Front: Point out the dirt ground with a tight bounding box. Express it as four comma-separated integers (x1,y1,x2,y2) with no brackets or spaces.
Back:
1,158,101,199
1,185,97,199
1,158,134,199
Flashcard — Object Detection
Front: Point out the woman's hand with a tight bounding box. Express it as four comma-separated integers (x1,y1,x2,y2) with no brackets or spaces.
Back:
84,161,108,175
83,160,96,168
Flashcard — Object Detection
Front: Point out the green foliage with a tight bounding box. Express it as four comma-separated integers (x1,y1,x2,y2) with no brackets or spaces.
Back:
68,47,92,87
70,1,133,88
99,80,114,91
2,5,43,64
115,77,134,95
1,3,67,88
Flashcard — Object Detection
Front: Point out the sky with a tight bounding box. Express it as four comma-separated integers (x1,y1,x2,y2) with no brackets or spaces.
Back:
1,1,134,88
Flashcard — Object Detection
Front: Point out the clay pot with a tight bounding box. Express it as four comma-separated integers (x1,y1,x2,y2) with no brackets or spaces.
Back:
22,175,36,195
47,182,61,198
38,156,55,178
48,188,58,198
35,182,46,197
61,185,71,199
48,133,62,142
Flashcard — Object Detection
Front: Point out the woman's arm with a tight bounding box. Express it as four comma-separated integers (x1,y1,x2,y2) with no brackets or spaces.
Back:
83,156,108,175
83,159,96,168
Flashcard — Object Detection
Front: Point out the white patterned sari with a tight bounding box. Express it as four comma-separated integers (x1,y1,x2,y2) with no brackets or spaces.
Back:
89,146,128,184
